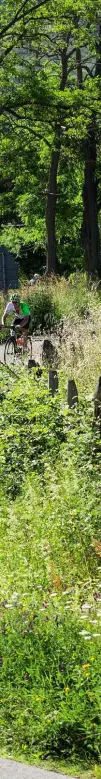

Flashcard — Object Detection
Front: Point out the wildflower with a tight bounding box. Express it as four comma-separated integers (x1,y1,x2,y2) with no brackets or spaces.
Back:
89,619,97,624
82,663,90,670
84,636,91,640
25,672,29,681
90,656,95,662
11,591,19,601
35,696,40,702
56,575,62,590
65,686,70,694
81,602,91,612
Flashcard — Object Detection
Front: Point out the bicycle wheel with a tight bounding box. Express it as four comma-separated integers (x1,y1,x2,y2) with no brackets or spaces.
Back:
4,338,15,366
23,336,32,362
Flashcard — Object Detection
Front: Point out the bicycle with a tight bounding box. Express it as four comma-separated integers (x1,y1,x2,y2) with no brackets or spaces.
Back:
3,325,32,366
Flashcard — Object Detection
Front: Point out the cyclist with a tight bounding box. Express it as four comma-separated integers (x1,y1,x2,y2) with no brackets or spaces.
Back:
2,293,31,334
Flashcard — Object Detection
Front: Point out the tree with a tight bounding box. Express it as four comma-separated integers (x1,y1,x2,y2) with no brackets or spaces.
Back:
0,0,101,276
76,16,101,276
46,46,68,274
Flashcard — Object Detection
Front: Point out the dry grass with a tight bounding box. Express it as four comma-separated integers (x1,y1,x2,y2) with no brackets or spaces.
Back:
19,274,101,398
0,272,101,399
59,307,101,398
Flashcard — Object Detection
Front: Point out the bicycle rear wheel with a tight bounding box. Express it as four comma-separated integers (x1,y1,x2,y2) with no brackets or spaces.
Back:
4,338,15,366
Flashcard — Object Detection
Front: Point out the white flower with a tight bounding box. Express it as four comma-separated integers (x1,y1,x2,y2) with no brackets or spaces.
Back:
84,636,91,641
89,619,97,624
11,592,19,601
93,633,100,638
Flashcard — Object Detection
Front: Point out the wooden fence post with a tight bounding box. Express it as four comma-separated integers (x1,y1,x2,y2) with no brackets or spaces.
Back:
28,359,42,377
48,369,58,396
94,376,101,430
67,379,78,408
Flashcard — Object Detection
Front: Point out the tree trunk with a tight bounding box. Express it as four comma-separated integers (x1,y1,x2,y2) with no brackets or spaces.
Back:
76,25,101,277
82,25,101,277
46,48,67,274
46,135,61,275
82,123,101,276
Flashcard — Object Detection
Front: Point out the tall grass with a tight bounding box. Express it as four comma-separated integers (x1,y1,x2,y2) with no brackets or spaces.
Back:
0,272,101,335
23,273,101,330
1,274,101,768
0,366,101,765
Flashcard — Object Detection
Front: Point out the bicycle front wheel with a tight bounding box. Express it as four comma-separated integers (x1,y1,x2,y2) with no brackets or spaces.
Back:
4,338,15,366
23,336,32,362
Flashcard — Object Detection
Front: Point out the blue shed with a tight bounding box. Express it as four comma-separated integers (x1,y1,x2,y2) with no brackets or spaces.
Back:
0,246,19,291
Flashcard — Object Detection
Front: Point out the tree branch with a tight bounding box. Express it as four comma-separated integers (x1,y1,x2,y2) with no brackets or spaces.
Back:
4,108,51,146
0,43,15,63
0,0,49,42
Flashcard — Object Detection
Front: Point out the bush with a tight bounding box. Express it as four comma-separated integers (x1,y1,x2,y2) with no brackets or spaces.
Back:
27,284,61,333
0,369,65,497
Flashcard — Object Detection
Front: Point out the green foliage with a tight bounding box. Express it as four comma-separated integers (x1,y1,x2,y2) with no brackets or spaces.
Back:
0,0,100,272
0,272,101,340
1,600,101,761
0,370,65,497
1,335,101,761
27,285,61,332
2,278,101,769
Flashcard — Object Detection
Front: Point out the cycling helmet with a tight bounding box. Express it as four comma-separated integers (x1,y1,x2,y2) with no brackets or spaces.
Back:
11,293,20,304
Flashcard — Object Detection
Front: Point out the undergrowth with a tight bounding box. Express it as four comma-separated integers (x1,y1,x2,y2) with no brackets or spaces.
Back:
0,272,101,339
0,364,101,765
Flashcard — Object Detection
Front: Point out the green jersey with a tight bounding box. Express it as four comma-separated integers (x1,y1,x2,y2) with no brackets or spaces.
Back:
20,301,30,316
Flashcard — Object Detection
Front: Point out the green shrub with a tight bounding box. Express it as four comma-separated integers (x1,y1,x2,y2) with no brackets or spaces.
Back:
0,370,65,497
27,285,61,332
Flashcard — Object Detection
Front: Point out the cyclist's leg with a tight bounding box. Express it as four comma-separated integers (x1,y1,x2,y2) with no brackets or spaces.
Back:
13,315,31,330
12,315,24,329
12,315,31,347
20,316,31,346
